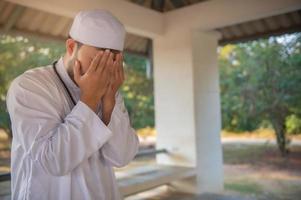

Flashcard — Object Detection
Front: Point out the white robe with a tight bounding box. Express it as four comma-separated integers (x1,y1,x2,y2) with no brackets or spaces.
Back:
6,57,139,200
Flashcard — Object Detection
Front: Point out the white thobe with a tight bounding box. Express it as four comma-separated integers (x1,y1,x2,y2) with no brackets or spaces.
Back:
6,57,139,200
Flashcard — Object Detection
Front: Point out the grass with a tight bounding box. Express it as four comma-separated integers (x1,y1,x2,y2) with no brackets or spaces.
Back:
223,142,301,169
224,179,262,195
223,143,301,199
222,128,301,140
223,143,272,165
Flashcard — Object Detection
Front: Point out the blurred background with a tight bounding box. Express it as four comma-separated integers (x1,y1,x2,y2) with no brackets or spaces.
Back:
0,0,301,199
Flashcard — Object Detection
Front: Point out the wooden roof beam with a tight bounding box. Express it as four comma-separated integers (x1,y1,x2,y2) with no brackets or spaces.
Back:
219,24,301,45
4,4,25,31
165,0,301,32
6,0,164,38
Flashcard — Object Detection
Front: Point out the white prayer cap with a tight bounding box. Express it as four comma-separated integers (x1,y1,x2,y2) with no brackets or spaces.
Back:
69,10,125,51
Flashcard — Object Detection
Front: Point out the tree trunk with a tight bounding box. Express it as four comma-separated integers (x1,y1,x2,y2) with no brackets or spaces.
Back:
271,119,288,156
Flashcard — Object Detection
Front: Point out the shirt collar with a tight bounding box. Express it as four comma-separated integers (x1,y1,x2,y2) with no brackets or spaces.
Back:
56,57,80,92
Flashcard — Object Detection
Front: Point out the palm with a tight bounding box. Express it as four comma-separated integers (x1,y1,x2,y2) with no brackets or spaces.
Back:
103,53,124,102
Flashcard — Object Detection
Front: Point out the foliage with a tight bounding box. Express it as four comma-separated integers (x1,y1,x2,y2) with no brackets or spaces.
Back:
0,35,65,136
286,114,301,135
219,33,301,155
123,53,155,129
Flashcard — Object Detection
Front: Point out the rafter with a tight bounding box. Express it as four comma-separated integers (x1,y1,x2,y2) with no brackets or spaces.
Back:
4,4,25,31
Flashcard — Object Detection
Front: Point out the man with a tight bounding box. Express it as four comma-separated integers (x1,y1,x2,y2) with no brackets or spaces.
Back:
6,10,139,200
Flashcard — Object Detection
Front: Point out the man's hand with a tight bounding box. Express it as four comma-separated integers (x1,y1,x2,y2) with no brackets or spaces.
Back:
101,53,125,125
74,50,114,113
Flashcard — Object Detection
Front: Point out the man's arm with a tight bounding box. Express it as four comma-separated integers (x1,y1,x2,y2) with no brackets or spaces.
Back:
100,92,139,167
97,53,139,167
7,74,113,176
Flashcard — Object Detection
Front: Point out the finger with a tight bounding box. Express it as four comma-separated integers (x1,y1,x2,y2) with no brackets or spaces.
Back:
97,49,111,73
103,53,115,83
73,60,81,83
106,60,116,91
114,53,121,70
109,61,117,82
116,56,124,81
120,66,125,82
112,60,119,81
105,78,111,91
120,53,124,62
87,51,103,74
116,60,121,80
116,53,122,63
119,54,125,81
114,61,119,82
106,52,114,74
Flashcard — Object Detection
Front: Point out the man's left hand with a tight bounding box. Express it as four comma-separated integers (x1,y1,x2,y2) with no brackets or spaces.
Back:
101,53,124,124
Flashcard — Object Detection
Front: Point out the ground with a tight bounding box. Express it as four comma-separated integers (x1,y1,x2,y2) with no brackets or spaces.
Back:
124,141,301,200
222,142,301,200
1,129,301,199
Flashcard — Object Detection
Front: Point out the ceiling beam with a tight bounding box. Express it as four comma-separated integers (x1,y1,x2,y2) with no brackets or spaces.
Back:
151,0,165,12
165,0,175,11
6,0,164,38
165,0,301,32
171,0,186,8
218,24,301,45
4,0,301,40
4,4,25,31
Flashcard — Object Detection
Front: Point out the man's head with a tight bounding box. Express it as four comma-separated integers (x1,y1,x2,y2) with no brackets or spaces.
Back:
64,10,125,76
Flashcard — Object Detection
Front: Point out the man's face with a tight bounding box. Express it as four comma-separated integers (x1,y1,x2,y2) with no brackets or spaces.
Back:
76,43,121,74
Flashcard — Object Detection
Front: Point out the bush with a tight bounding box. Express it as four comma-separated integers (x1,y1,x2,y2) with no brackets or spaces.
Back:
286,115,301,135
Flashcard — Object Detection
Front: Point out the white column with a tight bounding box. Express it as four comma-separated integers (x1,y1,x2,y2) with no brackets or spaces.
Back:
192,30,224,193
153,29,223,193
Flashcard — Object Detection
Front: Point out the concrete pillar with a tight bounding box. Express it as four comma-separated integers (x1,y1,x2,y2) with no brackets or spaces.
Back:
192,30,224,193
153,29,223,193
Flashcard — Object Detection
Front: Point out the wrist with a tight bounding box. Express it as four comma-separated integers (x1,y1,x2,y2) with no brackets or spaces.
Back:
101,108,113,125
80,95,100,113
102,96,116,108
102,102,115,114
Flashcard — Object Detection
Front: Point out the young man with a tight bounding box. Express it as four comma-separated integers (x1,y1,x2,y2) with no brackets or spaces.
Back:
6,10,139,200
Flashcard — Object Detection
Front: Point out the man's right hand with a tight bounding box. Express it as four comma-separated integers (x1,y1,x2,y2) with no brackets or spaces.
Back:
73,49,114,113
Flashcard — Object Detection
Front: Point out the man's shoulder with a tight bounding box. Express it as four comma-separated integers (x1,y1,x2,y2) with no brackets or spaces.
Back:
22,64,54,80
8,64,58,96
6,63,65,116
15,64,55,83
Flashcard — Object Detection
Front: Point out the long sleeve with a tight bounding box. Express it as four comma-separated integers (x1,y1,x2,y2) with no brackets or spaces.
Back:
7,75,113,176
100,92,139,168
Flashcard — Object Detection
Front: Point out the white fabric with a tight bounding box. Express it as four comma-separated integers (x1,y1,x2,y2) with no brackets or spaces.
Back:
6,57,139,200
69,10,126,51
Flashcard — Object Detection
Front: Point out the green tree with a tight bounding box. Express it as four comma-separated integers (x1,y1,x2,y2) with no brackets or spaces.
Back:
122,53,154,129
219,33,301,155
0,35,65,137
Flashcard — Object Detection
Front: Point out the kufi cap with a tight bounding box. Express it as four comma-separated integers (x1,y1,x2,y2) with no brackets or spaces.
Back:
69,10,125,51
